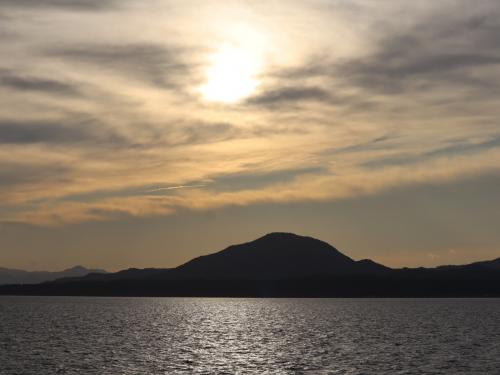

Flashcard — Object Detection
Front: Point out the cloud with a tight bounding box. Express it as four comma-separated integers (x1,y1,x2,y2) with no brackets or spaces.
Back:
209,167,326,192
327,135,396,155
336,4,500,96
147,184,207,193
0,160,70,188
0,119,124,145
265,2,500,107
0,30,16,41
4,147,500,226
0,0,499,229
100,120,242,150
246,86,331,107
48,43,194,89
0,0,120,10
338,51,500,96
0,71,79,96
169,122,239,146
363,135,500,169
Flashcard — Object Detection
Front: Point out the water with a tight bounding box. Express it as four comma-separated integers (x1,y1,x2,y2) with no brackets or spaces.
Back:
0,297,499,374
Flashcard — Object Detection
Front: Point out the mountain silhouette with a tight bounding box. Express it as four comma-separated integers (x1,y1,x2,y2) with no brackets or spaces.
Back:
436,258,500,271
0,265,106,285
1,233,499,297
173,232,388,278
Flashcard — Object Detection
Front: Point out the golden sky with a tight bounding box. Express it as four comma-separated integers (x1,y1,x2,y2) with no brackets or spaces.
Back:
0,0,499,271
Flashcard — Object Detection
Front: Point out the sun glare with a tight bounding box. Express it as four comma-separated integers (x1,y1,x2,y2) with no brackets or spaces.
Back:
200,44,261,103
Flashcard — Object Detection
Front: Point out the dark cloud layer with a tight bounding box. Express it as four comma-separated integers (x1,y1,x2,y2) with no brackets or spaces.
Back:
347,8,500,94
0,117,245,150
246,86,331,107
266,2,500,106
0,71,79,96
0,119,123,145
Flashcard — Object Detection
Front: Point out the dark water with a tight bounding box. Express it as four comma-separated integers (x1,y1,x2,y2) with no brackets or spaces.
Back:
1,297,499,374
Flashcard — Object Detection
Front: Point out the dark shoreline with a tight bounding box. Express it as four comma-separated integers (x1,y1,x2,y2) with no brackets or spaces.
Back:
2,273,499,298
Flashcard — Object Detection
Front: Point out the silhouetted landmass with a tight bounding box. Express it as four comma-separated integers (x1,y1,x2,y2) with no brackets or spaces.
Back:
1,233,499,297
0,265,106,285
436,258,500,271
172,232,389,278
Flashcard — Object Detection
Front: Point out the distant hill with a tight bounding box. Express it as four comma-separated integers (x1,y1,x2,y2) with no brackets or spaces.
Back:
0,233,499,297
173,232,389,278
0,265,106,285
436,258,500,271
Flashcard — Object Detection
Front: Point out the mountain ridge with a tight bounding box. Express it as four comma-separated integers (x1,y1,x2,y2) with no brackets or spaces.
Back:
0,265,106,285
172,232,389,279
1,232,499,297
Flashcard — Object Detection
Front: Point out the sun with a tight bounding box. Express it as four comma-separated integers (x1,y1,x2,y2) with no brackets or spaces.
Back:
200,43,261,103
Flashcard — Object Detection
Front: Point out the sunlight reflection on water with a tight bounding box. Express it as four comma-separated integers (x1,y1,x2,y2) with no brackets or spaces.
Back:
1,297,499,374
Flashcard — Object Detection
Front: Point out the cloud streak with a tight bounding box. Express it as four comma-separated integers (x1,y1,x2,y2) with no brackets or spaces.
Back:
147,184,207,193
0,71,79,96
246,86,331,107
0,0,120,10
0,119,124,145
48,43,195,89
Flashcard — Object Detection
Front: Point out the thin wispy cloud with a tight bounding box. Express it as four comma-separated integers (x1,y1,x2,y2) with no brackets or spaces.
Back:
147,184,207,193
47,43,195,89
0,0,120,10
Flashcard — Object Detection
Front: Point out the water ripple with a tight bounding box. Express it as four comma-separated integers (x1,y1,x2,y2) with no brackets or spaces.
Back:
0,297,499,374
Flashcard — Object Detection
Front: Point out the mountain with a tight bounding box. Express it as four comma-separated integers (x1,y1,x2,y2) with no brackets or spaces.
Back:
173,232,389,278
472,258,500,270
0,265,106,285
0,233,499,297
436,258,500,271
53,233,389,284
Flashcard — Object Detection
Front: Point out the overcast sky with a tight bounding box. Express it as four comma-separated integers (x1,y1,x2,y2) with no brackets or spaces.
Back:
0,0,499,271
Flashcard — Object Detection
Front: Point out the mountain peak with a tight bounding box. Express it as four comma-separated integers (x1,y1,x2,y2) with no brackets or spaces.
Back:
253,232,336,249
65,265,86,272
261,232,303,239
174,232,385,278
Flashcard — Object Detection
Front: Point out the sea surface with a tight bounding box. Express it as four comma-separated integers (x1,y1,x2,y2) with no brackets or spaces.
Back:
0,297,499,374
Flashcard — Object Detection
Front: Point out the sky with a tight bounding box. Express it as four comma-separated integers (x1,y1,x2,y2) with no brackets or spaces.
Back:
0,0,499,271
